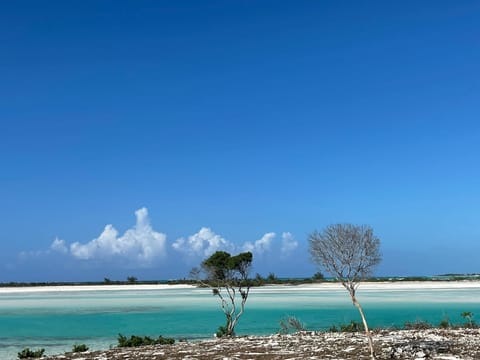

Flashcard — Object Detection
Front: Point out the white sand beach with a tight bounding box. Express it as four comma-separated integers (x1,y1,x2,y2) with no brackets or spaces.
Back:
0,283,196,294
1,280,479,294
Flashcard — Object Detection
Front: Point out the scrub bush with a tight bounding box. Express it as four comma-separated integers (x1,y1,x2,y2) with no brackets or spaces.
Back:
72,344,89,352
17,348,45,359
117,334,174,347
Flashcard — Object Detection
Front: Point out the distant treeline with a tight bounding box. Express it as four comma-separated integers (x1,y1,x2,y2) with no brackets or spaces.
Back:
1,273,479,288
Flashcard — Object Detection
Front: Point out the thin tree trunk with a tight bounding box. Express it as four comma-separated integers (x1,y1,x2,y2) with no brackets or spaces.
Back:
352,296,375,359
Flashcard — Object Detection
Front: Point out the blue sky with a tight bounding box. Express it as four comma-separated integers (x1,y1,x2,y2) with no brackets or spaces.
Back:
1,1,479,282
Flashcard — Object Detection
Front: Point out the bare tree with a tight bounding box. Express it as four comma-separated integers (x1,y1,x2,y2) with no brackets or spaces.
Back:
199,251,253,337
308,224,381,359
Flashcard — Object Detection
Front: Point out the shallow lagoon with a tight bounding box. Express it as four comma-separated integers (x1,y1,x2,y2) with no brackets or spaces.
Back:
1,282,479,359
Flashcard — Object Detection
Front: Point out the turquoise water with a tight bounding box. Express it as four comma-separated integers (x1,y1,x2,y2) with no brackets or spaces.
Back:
1,284,479,359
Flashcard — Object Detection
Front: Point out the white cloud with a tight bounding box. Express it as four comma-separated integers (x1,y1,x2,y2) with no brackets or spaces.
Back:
280,232,298,256
172,227,233,257
243,232,276,255
69,207,167,265
50,238,68,254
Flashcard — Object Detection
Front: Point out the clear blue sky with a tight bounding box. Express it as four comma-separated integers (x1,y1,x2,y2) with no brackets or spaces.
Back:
1,1,479,282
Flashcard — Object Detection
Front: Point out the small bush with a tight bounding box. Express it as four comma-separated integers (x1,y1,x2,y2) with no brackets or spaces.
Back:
117,334,174,347
339,320,364,332
404,320,432,330
438,318,450,329
72,344,89,352
279,316,306,334
17,348,45,359
215,325,230,337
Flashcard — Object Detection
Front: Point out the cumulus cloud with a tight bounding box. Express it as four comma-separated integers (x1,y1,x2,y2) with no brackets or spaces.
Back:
68,208,167,265
243,232,276,255
172,227,234,257
280,232,298,257
50,238,68,253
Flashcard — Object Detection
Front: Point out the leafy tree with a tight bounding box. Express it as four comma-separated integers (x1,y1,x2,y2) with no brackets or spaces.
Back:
309,224,381,359
200,251,253,336
312,271,325,281
127,276,137,284
267,272,277,282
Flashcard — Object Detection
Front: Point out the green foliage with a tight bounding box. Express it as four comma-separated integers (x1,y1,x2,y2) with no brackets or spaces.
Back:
438,317,450,329
279,315,306,334
339,320,364,332
117,334,174,348
267,272,277,282
215,325,231,337
404,320,432,330
202,251,253,282
72,344,89,352
312,271,325,281
127,276,137,284
17,348,45,359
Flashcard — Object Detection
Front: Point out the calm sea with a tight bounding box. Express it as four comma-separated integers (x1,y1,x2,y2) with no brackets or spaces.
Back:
1,283,479,359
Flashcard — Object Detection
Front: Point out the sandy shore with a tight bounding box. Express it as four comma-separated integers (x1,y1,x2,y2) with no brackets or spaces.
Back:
1,280,479,294
0,283,196,294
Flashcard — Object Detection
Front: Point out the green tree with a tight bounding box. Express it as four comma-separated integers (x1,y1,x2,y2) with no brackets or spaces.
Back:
201,251,253,336
309,224,381,359
312,271,325,281
127,276,137,284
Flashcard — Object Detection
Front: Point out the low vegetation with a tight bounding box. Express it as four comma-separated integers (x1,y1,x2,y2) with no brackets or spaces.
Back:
117,334,175,347
71,344,89,352
17,348,45,359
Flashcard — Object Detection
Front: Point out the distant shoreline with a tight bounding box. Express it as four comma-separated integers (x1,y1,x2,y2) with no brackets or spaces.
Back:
1,280,480,294
1,274,479,289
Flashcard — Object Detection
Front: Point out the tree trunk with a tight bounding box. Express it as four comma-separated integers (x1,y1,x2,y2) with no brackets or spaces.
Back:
352,295,375,359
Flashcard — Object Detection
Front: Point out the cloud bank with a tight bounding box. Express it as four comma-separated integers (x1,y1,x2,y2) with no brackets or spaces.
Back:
51,208,167,266
22,207,298,272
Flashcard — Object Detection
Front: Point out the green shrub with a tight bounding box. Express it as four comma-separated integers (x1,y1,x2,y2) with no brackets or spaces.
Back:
438,317,450,329
339,320,364,332
117,334,174,347
72,344,89,352
215,325,230,337
17,348,45,359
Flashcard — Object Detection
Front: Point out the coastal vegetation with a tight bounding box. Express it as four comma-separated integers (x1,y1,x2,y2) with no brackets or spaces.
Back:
198,251,253,337
309,223,382,359
117,334,175,347
71,344,88,353
2,273,480,288
17,348,44,359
